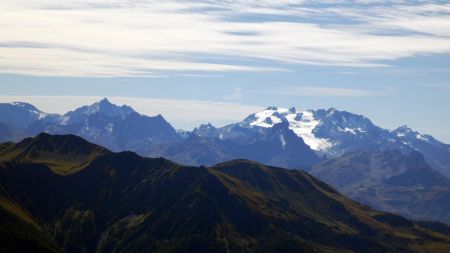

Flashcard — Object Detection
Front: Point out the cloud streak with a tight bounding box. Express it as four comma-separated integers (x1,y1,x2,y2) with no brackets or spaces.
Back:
250,86,396,97
1,0,450,77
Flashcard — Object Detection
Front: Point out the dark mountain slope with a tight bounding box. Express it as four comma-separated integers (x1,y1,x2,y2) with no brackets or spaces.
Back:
309,150,450,223
0,202,63,253
1,135,450,252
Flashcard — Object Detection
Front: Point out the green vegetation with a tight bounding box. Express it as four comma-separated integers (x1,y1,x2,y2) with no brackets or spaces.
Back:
1,134,450,253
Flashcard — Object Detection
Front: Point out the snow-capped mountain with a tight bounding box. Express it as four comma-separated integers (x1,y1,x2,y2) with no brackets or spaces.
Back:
62,98,134,125
0,102,58,130
243,107,332,151
196,106,394,154
0,99,180,152
1,100,449,175
193,106,450,176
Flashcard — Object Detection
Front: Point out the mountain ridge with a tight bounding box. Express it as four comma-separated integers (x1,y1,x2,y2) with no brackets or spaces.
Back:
2,134,450,252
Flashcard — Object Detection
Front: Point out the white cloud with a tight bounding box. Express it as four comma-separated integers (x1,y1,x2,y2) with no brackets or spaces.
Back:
0,95,263,129
1,1,450,77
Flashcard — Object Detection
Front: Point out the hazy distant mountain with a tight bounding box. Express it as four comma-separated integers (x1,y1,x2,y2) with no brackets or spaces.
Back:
2,133,450,253
0,102,59,130
155,121,319,168
392,125,450,178
0,100,320,169
0,122,26,143
63,98,134,125
309,150,450,224
1,100,449,175
1,98,182,152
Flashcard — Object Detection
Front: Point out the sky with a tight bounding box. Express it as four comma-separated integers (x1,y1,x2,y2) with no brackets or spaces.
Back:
0,0,449,142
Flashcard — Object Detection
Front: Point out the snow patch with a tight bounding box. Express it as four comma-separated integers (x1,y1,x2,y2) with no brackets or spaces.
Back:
416,134,429,142
59,116,70,125
105,123,114,134
279,134,287,149
250,108,283,128
248,107,332,151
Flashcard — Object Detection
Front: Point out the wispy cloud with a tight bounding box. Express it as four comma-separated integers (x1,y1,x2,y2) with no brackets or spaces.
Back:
1,1,450,77
223,86,243,100
422,83,450,90
0,95,263,129
250,85,396,97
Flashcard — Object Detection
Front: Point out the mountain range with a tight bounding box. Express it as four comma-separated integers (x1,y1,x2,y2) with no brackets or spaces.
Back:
2,133,450,253
1,98,450,225
1,99,449,175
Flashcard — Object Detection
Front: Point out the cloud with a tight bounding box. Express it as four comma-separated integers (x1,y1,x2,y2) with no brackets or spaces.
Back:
422,83,450,90
1,1,450,77
223,86,243,100
250,86,396,97
0,95,263,129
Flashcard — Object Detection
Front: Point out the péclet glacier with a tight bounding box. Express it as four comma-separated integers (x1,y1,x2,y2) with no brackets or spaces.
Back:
249,107,332,151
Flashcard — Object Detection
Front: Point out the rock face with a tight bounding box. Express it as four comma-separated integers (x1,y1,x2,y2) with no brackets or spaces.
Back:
2,134,450,253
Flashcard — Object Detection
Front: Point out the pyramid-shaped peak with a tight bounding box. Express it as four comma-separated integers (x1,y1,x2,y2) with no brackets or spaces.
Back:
98,97,112,105
393,125,414,134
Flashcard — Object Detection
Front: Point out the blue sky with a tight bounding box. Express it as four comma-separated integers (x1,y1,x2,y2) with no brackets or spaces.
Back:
0,0,449,142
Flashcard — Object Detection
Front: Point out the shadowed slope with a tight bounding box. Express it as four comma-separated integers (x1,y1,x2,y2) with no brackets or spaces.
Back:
1,135,450,253
309,150,450,223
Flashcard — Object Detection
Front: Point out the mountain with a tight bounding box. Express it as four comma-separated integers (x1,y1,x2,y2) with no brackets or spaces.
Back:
2,134,450,253
0,98,182,152
392,125,450,178
0,102,59,130
215,106,450,177
0,122,26,142
1,100,449,175
0,133,109,174
0,100,319,169
309,150,450,224
150,121,319,168
62,98,134,125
